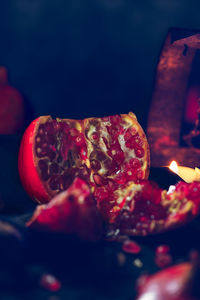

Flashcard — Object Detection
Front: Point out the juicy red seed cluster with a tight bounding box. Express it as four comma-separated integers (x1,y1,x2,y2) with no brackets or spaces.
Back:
172,181,200,202
116,182,167,234
36,121,89,192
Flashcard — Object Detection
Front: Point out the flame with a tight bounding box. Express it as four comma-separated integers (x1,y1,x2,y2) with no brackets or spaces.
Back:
169,160,178,174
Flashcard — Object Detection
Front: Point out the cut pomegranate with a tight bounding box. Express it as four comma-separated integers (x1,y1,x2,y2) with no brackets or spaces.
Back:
136,263,197,300
18,112,150,222
0,67,24,134
27,178,103,241
112,180,200,236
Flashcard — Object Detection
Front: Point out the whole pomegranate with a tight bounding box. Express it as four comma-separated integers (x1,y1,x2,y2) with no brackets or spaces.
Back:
0,67,24,134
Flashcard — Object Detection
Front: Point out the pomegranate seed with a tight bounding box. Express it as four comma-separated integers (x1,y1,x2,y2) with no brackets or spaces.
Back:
135,147,144,158
80,148,87,160
117,252,126,266
69,128,79,137
156,245,170,255
94,187,109,201
75,135,85,146
126,170,137,181
92,132,99,140
129,158,141,169
155,253,172,268
115,172,126,185
136,169,144,180
175,181,189,198
40,274,61,292
110,115,121,125
122,239,141,254
93,174,107,186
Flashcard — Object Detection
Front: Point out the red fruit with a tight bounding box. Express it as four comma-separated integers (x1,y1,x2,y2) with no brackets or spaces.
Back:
113,180,200,236
18,112,150,222
27,178,103,241
136,263,197,300
0,67,24,134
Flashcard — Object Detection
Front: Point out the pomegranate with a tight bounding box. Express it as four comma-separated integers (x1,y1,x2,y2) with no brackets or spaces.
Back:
18,112,150,222
136,263,200,300
112,180,200,236
0,67,24,134
27,178,103,241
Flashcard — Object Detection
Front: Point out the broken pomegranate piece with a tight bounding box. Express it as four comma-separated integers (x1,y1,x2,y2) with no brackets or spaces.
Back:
18,112,150,221
27,178,103,241
111,180,200,236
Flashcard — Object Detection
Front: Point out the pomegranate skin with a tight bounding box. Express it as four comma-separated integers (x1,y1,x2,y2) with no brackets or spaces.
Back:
136,263,195,300
0,67,24,134
18,116,51,203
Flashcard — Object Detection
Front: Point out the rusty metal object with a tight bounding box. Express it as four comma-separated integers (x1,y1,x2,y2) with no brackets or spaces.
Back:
147,28,200,167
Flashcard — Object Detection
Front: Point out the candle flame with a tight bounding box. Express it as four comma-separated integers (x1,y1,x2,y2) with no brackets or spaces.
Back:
169,160,178,174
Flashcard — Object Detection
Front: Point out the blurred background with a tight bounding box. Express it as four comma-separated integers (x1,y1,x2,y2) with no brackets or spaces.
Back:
0,0,200,211
1,0,200,129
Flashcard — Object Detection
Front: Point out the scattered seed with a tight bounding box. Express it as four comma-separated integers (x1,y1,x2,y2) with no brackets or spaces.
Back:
133,258,143,268
117,252,126,266
122,239,141,254
40,274,61,292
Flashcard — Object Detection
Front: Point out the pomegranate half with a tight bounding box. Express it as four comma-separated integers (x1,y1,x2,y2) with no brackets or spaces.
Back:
18,112,150,222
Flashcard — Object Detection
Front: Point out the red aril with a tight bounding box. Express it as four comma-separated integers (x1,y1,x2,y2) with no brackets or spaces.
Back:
113,180,200,236
18,112,150,222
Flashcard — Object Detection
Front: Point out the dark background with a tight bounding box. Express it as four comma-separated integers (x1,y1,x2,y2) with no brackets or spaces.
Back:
1,0,200,130
1,1,200,299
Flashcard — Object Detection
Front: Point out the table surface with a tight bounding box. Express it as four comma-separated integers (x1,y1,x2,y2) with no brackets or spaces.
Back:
0,165,199,300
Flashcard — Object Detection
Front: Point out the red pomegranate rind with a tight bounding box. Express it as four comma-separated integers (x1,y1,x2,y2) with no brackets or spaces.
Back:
18,116,51,203
27,178,103,241
0,67,24,134
136,263,192,300
114,180,200,236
